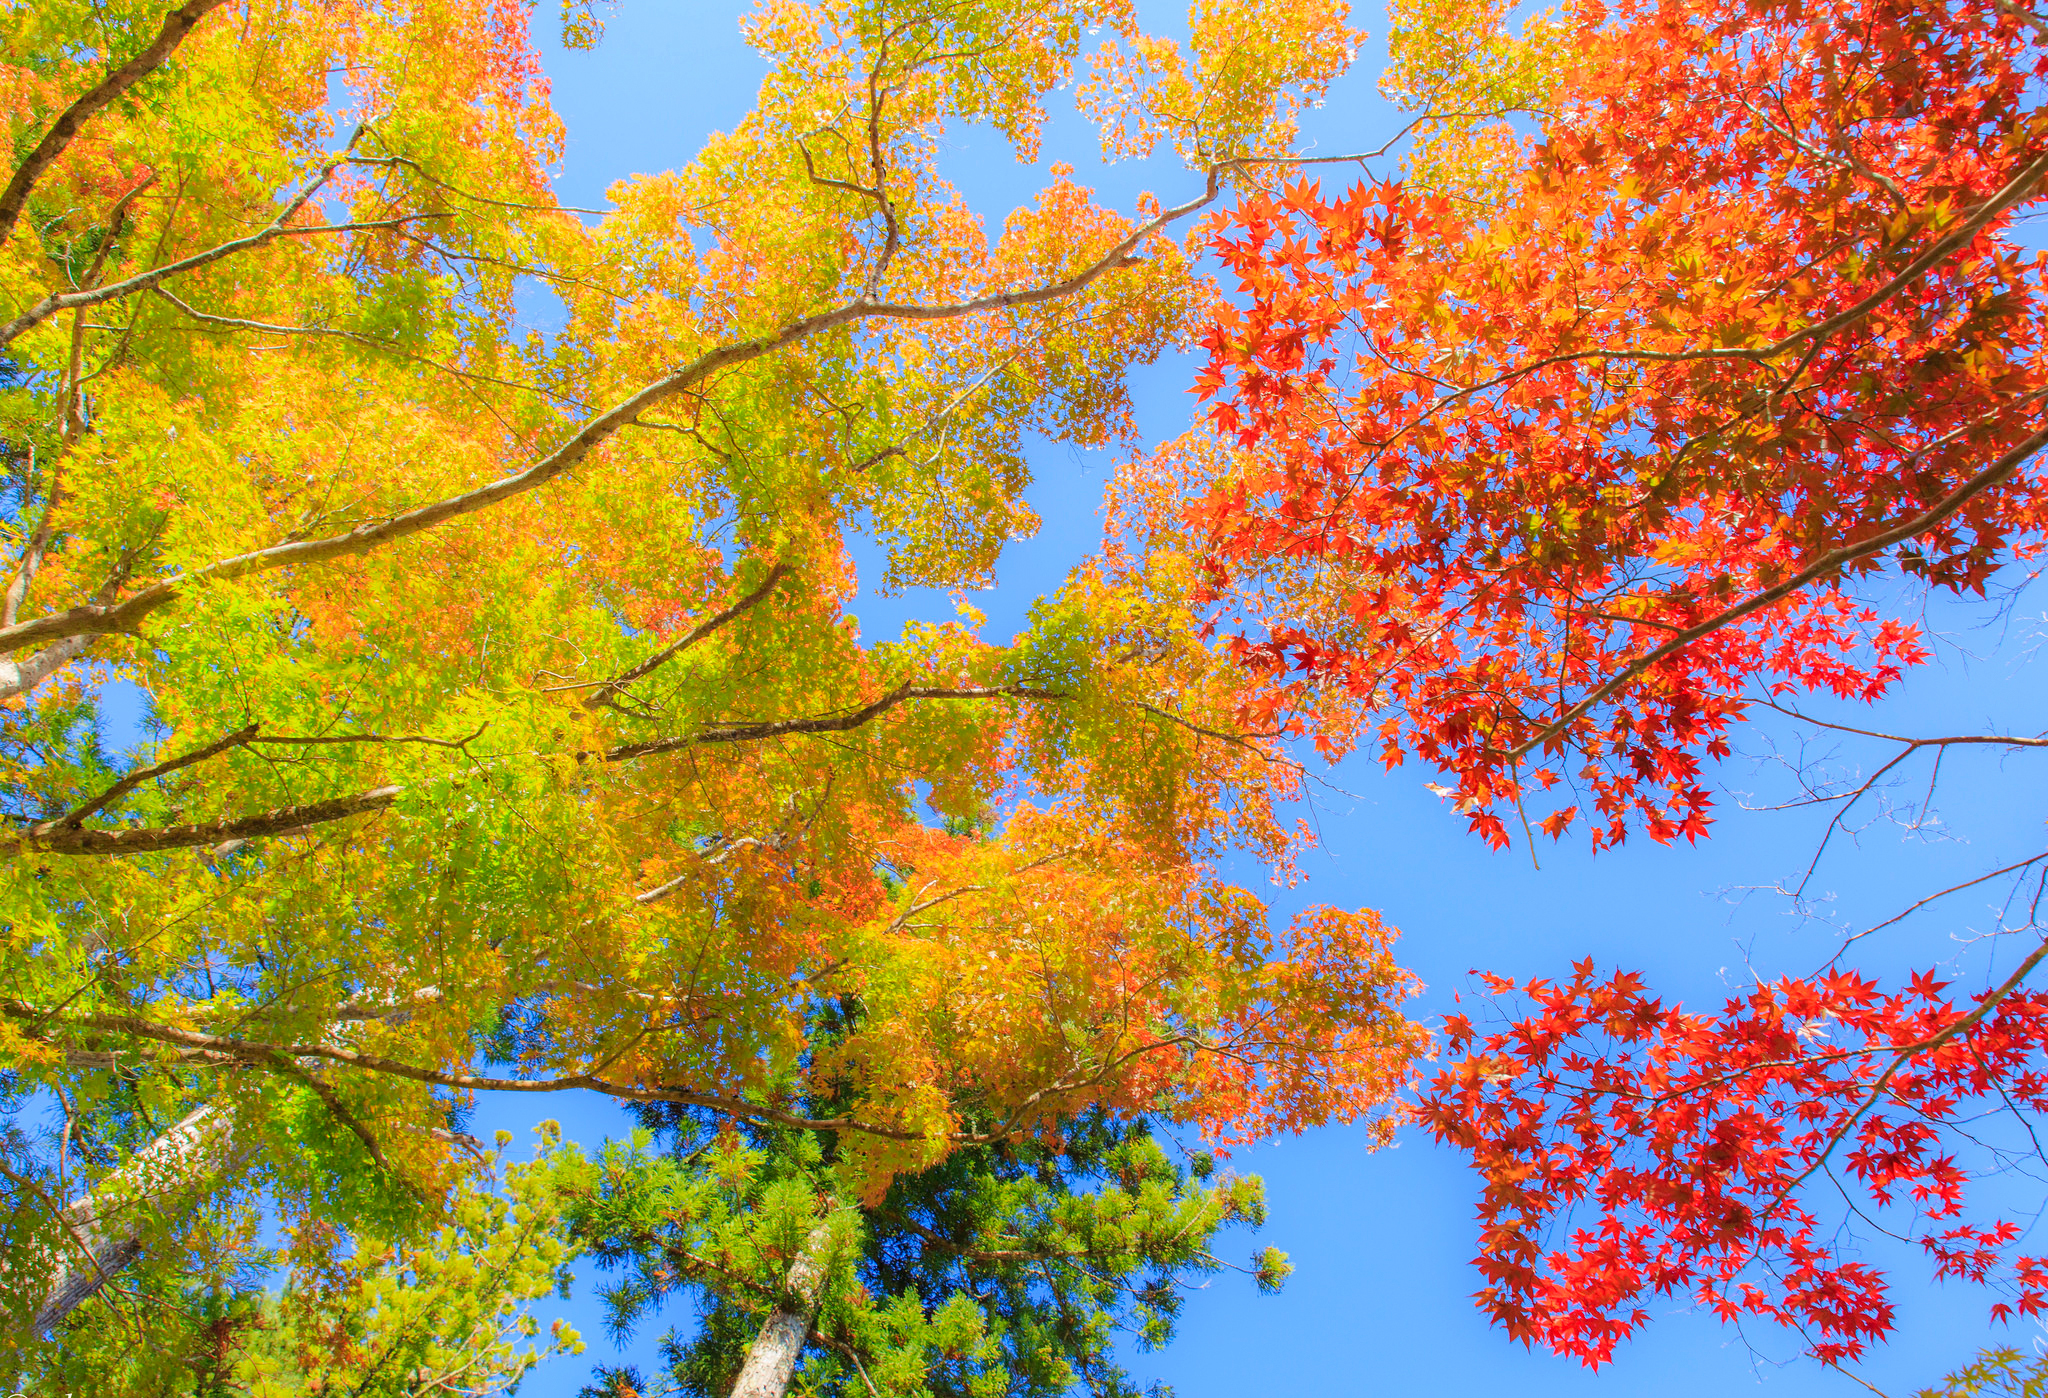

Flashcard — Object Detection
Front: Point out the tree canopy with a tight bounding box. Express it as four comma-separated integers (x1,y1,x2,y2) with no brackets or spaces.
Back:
1172,0,2048,1377
0,0,1422,1386
15,0,2048,1391
570,1103,1285,1398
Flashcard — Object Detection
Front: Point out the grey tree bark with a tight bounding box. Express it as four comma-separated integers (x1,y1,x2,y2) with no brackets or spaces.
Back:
30,1104,224,1333
728,1216,837,1398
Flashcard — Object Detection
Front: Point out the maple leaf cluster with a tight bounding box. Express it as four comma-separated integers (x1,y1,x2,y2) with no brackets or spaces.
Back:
1188,0,2048,852
1414,956,2048,1366
1162,0,2048,1374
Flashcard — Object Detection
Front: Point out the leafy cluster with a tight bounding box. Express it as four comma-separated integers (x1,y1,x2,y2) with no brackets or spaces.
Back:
1179,0,2048,850
12,1131,582,1396
1415,960,2048,1365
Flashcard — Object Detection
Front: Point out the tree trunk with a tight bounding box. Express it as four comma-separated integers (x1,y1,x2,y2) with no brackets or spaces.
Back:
32,1104,223,1333
728,1216,836,1398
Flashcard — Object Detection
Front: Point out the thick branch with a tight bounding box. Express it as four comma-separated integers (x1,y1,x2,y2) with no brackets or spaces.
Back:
0,999,1196,1150
8,684,1048,857
0,0,229,247
0,633,92,704
0,149,1397,665
14,784,403,856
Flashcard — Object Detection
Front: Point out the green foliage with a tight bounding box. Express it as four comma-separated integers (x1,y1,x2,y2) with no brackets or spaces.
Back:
567,1108,1279,1398
13,1130,582,1396
1925,1349,2048,1398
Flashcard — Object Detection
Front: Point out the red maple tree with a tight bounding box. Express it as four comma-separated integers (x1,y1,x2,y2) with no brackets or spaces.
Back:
1175,0,2048,1369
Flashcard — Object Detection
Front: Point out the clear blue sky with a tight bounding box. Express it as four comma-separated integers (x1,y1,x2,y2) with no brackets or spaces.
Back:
474,4,2048,1394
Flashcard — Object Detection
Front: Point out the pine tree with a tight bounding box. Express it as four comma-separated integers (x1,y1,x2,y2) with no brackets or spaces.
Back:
568,1103,1284,1398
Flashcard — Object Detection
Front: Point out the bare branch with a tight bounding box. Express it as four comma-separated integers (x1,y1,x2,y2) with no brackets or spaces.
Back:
1838,852,2048,952
1757,698,2048,751
603,681,1060,761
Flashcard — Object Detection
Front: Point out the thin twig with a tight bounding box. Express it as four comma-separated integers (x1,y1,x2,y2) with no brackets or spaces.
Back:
545,563,789,707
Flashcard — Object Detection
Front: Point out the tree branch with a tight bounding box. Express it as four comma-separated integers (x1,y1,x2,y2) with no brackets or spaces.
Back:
1769,932,2048,1207
1506,423,2048,764
258,1053,392,1174
601,681,1059,762
0,214,436,348
0,999,1201,1150
541,563,790,708
0,0,229,247
7,684,1052,856
13,785,403,856
1756,698,2048,751
152,288,588,409
34,723,259,833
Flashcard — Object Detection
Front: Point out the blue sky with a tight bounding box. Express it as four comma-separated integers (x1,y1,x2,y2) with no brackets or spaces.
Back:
473,3,2048,1394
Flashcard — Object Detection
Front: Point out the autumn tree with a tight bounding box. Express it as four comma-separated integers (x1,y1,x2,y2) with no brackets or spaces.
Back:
0,0,1426,1375
1167,0,2048,1377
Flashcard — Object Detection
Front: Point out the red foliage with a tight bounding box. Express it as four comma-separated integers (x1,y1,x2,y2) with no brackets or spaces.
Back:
1413,957,2048,1365
1185,0,2048,1368
1190,0,2048,851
